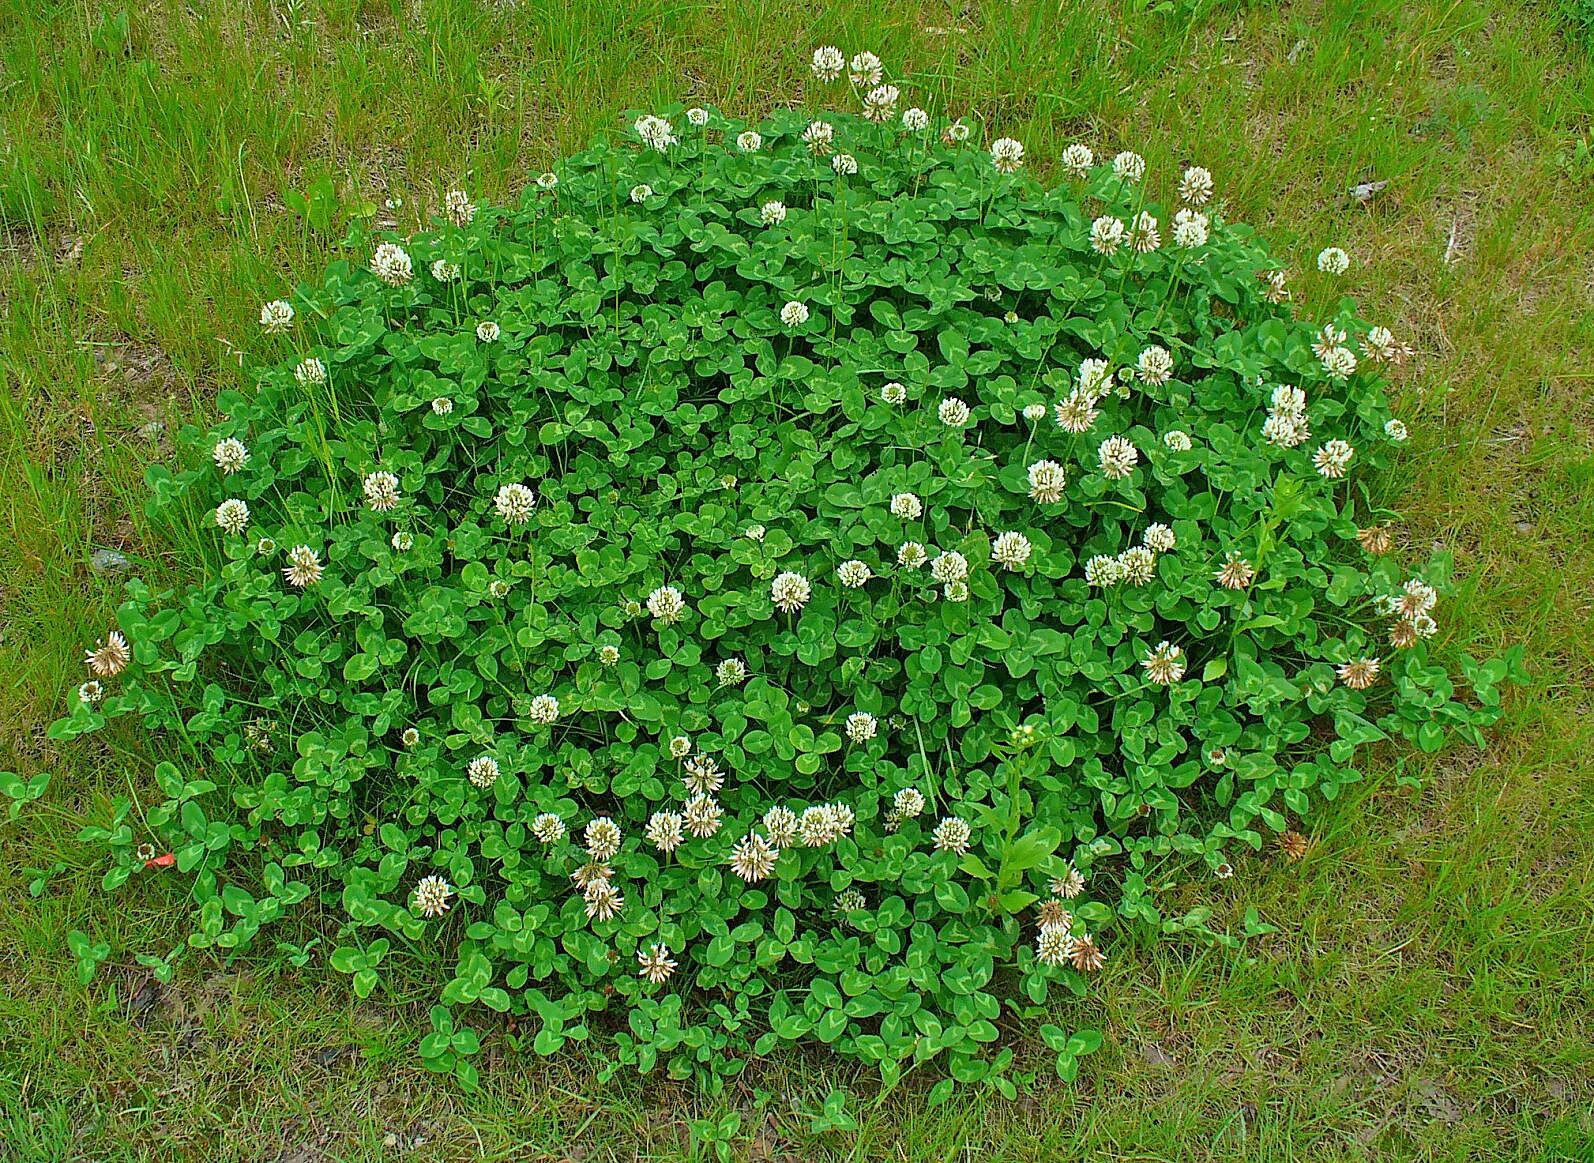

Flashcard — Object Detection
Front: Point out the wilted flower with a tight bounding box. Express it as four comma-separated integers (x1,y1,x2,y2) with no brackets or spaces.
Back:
780,301,810,328
1069,932,1106,972
992,531,1032,570
837,560,872,588
370,243,413,286
259,299,294,333
1258,268,1291,303
1098,435,1139,479
1028,460,1067,504
495,482,536,524
638,943,676,984
1357,525,1394,555
1338,657,1381,689
646,585,686,623
1179,166,1214,205
1142,640,1186,684
897,541,928,569
933,816,972,854
1060,143,1094,179
1317,246,1350,275
283,545,323,588
1111,151,1145,181
1215,551,1255,589
411,876,454,918
990,137,1025,174
811,45,844,81
213,438,249,474
1038,900,1073,932
215,498,250,535
771,571,811,613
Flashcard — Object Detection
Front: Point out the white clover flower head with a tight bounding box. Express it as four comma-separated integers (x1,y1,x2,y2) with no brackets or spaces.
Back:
283,545,323,588
370,243,413,286
881,381,908,405
1317,246,1351,275
466,755,501,788
861,84,898,123
683,793,723,839
831,152,858,176
902,107,929,132
1143,523,1177,553
780,300,810,328
933,815,972,854
1313,439,1356,479
494,482,536,525
1322,346,1358,380
845,712,878,744
628,184,654,205
1022,402,1047,422
941,580,968,602
646,585,686,623
1118,545,1157,586
431,258,461,283
534,169,558,190
444,189,476,227
78,679,104,705
1077,358,1113,399
1362,326,1412,364
1098,435,1140,479
215,498,250,536
946,120,971,143
255,536,275,556
84,630,131,677
584,816,621,860
930,550,969,584
476,320,500,342
213,438,249,475
389,531,414,553
527,694,559,725
992,531,1032,570
1084,553,1124,587
638,812,680,857
890,492,923,520
759,200,787,226
634,114,677,152
1172,208,1209,248
583,878,623,922
745,524,766,541
811,45,845,81
715,657,747,686
837,559,873,588
799,806,836,847
1385,418,1409,442
685,107,709,127
1112,150,1146,181
763,806,799,847
1061,143,1094,179
1128,211,1161,253
1164,429,1193,451
990,137,1025,174
1142,640,1186,684
736,130,762,152
1137,346,1174,386
294,357,327,386
431,396,454,415
1179,166,1214,205
802,120,834,154
1027,459,1067,504
259,299,294,333
893,787,926,818
729,832,779,882
395,726,420,749
638,943,676,984
598,644,621,666
411,876,454,918
1262,412,1310,449
668,734,692,760
1271,384,1307,414
1036,926,1071,966
532,813,566,843
771,571,812,613
488,579,510,599
363,470,400,513
1215,551,1256,590
897,541,928,569
1090,215,1125,255
938,397,971,427
848,50,882,86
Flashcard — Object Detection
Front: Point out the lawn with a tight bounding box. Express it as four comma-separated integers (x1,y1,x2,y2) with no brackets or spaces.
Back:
1,0,1592,1159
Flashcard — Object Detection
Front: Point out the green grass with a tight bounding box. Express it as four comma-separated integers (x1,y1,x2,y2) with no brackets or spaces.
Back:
2,0,1592,1158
